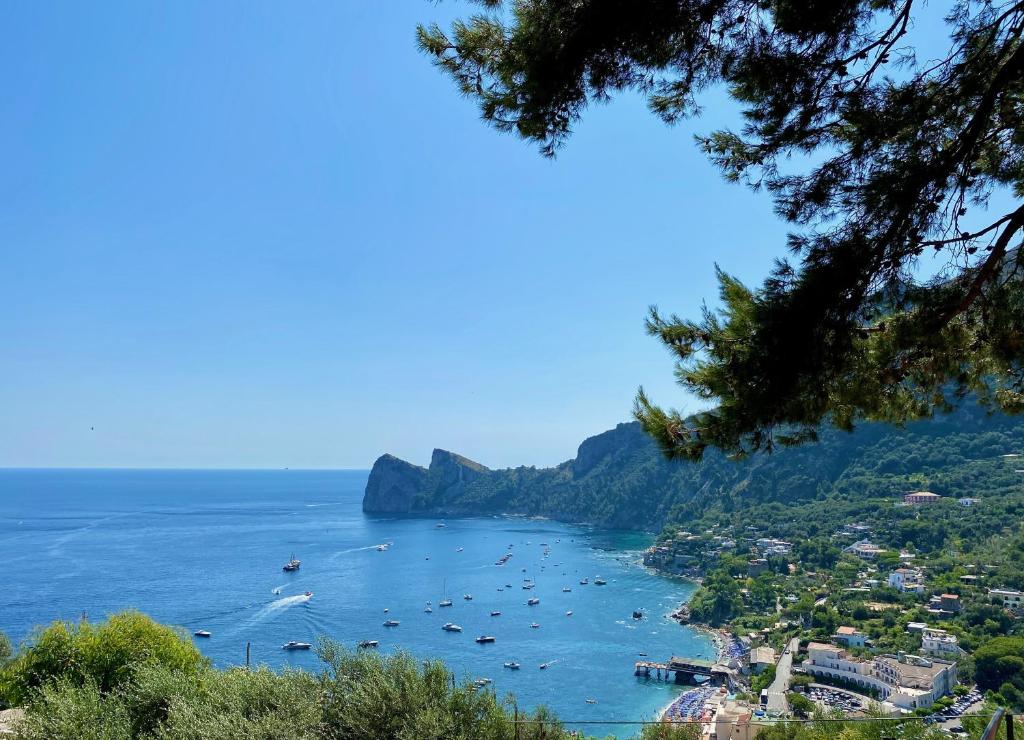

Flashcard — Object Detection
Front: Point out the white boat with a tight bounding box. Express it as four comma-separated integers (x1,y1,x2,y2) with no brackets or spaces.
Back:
435,523,446,528
358,640,379,649
579,578,588,585
439,599,453,607
456,547,464,552
424,606,433,613
463,594,473,601
439,579,453,607
282,641,312,650
530,622,540,628
475,635,496,643
282,554,301,572
376,544,388,552
442,623,462,632
383,619,400,627
566,611,573,616
594,577,607,585
586,698,597,704
504,661,520,670
194,630,211,638
527,597,540,606
562,587,571,592
490,610,501,616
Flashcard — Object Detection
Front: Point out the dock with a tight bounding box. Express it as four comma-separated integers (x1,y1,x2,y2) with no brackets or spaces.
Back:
634,656,733,686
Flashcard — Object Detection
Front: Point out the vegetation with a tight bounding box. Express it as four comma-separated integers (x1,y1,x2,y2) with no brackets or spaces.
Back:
420,0,1024,462
974,636,1024,710
387,403,1024,531
0,612,596,739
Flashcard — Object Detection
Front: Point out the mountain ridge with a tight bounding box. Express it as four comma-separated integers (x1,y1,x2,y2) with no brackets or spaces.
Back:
362,406,1024,530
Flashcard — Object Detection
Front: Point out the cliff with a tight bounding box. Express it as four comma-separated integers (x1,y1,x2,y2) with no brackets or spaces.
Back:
362,406,1024,530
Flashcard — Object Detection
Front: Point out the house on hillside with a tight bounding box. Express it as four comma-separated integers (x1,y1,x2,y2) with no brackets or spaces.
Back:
888,568,925,594
904,491,942,505
833,625,867,648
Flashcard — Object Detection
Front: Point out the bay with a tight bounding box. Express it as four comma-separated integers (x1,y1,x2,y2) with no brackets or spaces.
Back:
0,469,712,737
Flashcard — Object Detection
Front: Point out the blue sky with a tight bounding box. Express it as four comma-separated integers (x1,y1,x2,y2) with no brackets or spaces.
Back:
2,1,810,469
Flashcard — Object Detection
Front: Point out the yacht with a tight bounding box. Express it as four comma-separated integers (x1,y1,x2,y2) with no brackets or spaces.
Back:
357,640,379,649
439,579,453,607
490,610,501,617
282,641,312,650
282,554,301,572
383,619,400,627
441,623,462,632
439,599,453,607
456,547,464,552
579,577,588,585
527,597,540,605
463,594,473,601
193,630,211,638
562,587,571,592
594,577,607,586
376,544,388,552
503,661,520,670
475,635,496,643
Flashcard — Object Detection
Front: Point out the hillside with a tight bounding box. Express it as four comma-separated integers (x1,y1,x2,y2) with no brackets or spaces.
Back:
363,405,1024,531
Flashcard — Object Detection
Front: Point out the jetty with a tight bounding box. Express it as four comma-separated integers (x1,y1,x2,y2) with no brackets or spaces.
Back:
634,656,733,686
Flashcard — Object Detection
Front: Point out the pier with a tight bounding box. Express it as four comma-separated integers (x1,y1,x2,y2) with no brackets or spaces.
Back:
634,656,732,686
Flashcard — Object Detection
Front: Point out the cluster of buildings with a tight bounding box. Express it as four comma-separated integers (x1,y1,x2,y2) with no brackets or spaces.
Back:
803,642,957,710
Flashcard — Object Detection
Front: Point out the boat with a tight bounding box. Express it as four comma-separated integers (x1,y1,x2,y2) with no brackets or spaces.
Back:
530,622,540,628
383,608,389,613
586,699,597,704
441,623,462,632
282,554,301,572
457,547,464,552
194,630,211,638
435,522,446,528
490,610,501,616
562,587,571,592
475,635,496,643
282,641,312,650
424,606,433,613
383,619,400,627
358,640,379,649
632,610,643,620
579,578,588,585
539,662,550,670
376,544,388,552
527,597,540,605
473,677,492,687
303,591,313,598
439,579,453,607
504,661,521,670
566,611,573,616
463,594,473,601
594,577,607,585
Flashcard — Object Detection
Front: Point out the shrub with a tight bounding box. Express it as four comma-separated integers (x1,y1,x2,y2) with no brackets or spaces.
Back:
1,611,207,706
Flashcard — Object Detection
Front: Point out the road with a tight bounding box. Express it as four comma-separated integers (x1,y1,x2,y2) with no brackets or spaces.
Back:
766,637,800,715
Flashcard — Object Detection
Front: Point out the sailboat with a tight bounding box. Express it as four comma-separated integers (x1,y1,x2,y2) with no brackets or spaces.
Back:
439,578,453,607
282,553,301,572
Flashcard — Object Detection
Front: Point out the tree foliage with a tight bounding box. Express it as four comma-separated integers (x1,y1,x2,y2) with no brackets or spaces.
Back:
419,0,1024,461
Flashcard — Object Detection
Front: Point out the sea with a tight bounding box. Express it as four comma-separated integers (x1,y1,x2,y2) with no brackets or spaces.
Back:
0,469,712,737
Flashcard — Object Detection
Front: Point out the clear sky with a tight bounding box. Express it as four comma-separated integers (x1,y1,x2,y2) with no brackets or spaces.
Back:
0,1,795,470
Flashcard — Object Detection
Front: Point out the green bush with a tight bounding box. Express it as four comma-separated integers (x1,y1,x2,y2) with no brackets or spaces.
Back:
1,612,207,707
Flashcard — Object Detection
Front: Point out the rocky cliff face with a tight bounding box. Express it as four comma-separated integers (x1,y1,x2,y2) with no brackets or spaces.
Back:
362,454,428,513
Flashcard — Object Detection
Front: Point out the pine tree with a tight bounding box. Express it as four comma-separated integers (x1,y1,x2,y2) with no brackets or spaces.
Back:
419,1,1024,460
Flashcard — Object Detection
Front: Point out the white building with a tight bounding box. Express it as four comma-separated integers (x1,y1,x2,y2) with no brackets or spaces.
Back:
845,539,886,559
990,588,1024,610
888,568,925,593
833,625,867,648
804,643,956,710
958,497,980,507
921,628,965,658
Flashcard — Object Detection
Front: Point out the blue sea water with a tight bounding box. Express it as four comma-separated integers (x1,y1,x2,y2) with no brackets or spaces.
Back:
0,469,711,736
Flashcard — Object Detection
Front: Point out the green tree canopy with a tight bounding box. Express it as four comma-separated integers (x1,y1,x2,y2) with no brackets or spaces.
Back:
419,0,1024,460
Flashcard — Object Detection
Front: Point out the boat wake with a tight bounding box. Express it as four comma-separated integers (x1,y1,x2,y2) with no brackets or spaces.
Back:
225,593,313,636
327,545,380,562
